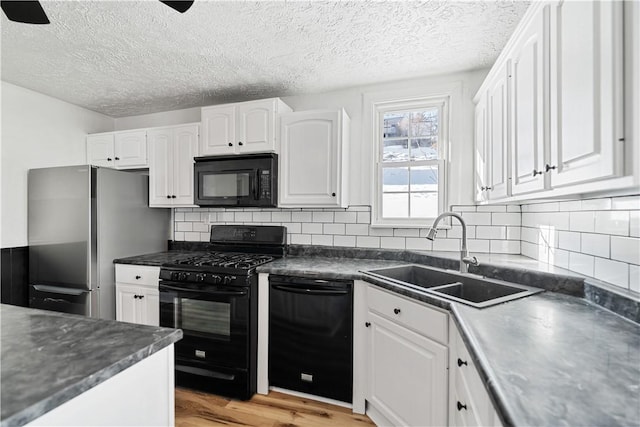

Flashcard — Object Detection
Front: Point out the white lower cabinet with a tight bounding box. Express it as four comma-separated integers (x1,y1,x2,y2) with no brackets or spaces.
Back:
115,264,160,327
365,285,448,427
449,319,502,427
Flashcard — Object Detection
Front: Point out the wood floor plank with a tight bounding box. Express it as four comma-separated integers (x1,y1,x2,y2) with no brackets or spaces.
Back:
175,387,375,427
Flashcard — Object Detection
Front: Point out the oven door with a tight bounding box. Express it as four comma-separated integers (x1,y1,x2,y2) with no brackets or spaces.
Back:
159,282,250,369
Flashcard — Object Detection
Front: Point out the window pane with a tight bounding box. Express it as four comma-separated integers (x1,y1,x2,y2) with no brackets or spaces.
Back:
382,139,409,162
410,109,439,137
410,165,438,192
410,138,439,161
410,192,439,218
383,113,409,138
383,193,409,218
383,167,409,192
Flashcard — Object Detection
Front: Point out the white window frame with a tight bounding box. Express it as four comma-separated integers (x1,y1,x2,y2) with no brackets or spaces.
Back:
372,96,450,227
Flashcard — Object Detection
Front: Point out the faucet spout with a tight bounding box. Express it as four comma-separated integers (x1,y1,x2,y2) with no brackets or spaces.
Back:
425,211,479,274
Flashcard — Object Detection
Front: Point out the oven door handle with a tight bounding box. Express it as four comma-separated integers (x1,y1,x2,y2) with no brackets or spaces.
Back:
160,284,248,297
271,284,350,296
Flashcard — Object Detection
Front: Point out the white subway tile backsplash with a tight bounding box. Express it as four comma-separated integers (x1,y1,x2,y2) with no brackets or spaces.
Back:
176,222,193,232
284,223,302,234
323,223,346,235
271,212,292,222
521,241,539,259
432,238,461,252
192,222,209,233
490,240,520,254
405,237,432,251
394,228,420,237
356,236,380,248
594,258,629,289
612,196,640,210
301,223,323,234
369,228,394,237
447,225,475,239
611,236,640,265
570,211,595,233
357,211,371,224
468,239,490,253
581,233,609,258
348,205,370,211
569,252,595,276
184,212,201,222
380,237,405,249
174,212,185,221
582,198,612,211
291,212,312,222
334,212,357,223
558,231,581,252
631,212,640,238
312,212,334,223
290,234,312,245
594,211,629,236
559,200,582,211
174,231,185,241
476,205,507,212
345,224,370,236
528,202,560,212
234,212,252,222
184,231,200,242
451,205,477,212
476,226,506,240
334,235,357,247
219,212,234,222
492,213,520,226
252,212,272,222
550,248,570,269
507,205,521,213
521,227,540,244
461,212,492,225
312,234,333,246
630,265,640,293
506,226,521,240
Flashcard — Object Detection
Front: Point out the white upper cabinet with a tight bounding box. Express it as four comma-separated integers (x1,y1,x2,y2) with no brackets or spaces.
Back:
474,0,628,203
485,62,510,200
200,98,292,156
279,109,350,208
148,124,199,207
474,96,489,203
510,5,547,196
548,0,624,187
87,130,147,169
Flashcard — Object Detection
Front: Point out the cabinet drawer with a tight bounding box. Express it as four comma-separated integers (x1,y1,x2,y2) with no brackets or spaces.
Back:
367,285,448,344
115,264,160,287
454,361,486,427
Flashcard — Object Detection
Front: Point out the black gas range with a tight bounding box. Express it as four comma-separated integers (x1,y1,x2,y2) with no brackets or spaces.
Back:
159,225,286,400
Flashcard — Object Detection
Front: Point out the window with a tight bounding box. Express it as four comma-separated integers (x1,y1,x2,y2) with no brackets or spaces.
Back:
373,98,448,226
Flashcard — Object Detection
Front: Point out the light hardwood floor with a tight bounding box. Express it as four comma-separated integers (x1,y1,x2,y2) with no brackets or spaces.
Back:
175,387,375,427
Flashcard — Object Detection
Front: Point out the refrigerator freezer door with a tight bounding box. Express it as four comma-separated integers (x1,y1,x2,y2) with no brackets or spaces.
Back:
29,284,93,316
28,166,92,290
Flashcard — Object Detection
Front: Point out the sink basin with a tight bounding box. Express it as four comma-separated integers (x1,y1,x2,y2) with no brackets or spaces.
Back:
428,276,543,308
363,264,543,308
364,265,458,290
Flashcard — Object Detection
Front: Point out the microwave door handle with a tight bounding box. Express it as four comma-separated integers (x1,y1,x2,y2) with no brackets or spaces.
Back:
254,169,261,200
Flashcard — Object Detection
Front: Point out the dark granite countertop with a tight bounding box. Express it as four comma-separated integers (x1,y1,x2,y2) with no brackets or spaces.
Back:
113,250,200,266
0,304,183,427
112,246,640,426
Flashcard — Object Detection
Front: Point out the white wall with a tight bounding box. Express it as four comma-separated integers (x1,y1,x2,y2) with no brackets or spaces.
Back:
1,81,114,248
114,69,488,207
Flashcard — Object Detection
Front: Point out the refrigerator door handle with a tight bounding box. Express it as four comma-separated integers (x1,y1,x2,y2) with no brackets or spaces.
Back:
32,285,88,296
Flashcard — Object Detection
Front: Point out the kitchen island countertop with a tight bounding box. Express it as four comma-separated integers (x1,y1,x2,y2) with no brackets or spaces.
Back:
0,304,182,427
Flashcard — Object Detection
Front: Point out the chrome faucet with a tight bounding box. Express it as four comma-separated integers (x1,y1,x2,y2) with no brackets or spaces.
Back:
425,212,479,274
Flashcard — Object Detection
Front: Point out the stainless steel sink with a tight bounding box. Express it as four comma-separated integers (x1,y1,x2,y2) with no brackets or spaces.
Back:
363,264,543,308
364,265,459,290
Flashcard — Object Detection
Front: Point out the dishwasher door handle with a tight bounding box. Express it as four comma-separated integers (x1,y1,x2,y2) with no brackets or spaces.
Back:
271,284,350,296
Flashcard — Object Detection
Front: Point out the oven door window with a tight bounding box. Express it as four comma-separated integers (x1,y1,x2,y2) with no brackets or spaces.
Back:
180,298,231,339
202,171,250,198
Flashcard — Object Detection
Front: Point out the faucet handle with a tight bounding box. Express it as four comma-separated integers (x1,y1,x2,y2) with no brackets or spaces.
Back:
462,256,479,267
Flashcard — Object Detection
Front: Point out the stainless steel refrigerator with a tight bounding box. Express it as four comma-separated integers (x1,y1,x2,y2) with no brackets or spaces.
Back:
28,165,170,319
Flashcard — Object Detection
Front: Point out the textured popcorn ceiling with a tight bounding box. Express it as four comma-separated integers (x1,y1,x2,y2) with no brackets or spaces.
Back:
1,0,529,118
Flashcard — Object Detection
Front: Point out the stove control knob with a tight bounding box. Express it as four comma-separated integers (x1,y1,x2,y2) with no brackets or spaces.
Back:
195,274,205,282
179,272,189,281
170,272,180,281
211,275,222,284
223,276,233,285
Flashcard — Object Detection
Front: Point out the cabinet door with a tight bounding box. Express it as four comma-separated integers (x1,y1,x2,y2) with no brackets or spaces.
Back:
474,100,488,203
114,130,148,169
510,6,547,195
367,312,448,427
172,124,199,206
201,105,236,155
549,0,623,187
486,63,510,200
116,284,140,324
87,134,115,167
279,110,341,207
139,289,159,327
148,129,173,206
237,99,276,153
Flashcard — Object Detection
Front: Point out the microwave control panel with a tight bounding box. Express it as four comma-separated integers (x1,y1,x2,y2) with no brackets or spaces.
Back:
259,170,271,199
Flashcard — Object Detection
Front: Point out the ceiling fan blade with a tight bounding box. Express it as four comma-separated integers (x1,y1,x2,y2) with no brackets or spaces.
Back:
159,1,194,14
1,0,49,24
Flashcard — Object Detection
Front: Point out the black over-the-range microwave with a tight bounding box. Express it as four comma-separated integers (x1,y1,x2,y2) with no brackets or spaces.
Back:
194,153,278,207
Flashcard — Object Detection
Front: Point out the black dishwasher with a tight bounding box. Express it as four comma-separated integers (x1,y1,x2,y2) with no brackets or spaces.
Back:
269,275,353,403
